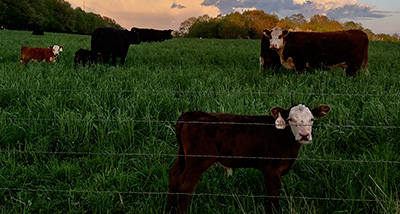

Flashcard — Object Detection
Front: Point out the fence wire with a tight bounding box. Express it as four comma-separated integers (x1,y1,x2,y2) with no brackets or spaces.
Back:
1,87,400,97
0,187,394,204
2,117,400,129
1,150,399,165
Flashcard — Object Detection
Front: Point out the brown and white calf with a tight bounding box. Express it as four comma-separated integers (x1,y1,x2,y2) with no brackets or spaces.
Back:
20,45,63,65
264,27,369,76
166,104,331,213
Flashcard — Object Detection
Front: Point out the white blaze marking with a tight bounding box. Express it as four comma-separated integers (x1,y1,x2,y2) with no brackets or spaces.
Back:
288,105,315,144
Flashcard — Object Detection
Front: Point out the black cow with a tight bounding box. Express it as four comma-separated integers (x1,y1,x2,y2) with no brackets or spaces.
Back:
32,30,44,35
91,27,141,65
260,29,282,72
131,27,173,42
264,27,369,76
74,48,102,67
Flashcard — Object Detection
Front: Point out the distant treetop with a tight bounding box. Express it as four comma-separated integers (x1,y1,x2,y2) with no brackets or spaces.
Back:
0,0,123,35
175,10,400,42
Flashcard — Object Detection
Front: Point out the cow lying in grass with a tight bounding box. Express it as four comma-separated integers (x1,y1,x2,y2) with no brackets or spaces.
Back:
167,104,331,213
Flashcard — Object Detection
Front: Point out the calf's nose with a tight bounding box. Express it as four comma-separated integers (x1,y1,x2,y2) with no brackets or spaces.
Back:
299,133,310,140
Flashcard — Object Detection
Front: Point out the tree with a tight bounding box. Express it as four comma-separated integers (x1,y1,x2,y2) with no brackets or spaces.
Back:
343,21,363,30
243,10,279,39
0,0,122,34
306,14,342,32
219,12,248,39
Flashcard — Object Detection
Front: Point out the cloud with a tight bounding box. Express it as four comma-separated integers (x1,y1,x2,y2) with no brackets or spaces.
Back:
200,0,388,20
171,3,187,9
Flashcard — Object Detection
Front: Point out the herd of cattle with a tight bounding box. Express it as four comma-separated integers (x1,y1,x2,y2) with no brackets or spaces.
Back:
20,27,173,66
20,26,369,76
19,27,371,213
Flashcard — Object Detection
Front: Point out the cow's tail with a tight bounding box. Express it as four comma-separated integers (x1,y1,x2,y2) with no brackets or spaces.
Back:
363,47,369,75
175,117,186,173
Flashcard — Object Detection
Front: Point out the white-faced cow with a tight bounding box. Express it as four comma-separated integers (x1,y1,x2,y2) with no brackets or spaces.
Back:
260,29,282,72
167,104,331,213
20,45,63,65
264,27,369,76
91,27,141,66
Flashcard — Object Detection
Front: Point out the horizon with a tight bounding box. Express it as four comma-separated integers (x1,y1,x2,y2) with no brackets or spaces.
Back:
67,0,399,35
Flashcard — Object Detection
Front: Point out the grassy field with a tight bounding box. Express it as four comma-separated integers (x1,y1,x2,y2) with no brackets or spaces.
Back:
0,29,399,213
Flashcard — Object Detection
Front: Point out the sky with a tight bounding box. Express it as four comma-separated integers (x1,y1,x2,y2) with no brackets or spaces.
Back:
66,0,400,35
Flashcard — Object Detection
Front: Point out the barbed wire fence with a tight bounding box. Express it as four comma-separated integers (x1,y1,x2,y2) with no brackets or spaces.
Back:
1,87,400,97
1,87,399,208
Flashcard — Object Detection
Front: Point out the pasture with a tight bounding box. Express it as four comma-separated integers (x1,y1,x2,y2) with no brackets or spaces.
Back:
0,30,399,213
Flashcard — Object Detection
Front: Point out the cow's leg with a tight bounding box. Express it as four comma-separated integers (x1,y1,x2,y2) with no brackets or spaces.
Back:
345,64,359,76
295,67,303,75
178,158,215,213
167,160,181,214
102,55,110,64
261,169,282,213
120,57,126,66
259,56,264,72
111,56,117,66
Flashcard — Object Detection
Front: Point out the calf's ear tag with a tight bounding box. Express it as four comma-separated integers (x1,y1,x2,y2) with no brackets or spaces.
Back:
275,112,286,129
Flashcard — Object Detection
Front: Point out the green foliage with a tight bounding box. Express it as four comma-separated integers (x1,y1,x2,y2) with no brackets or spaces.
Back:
0,30,400,213
178,10,400,42
0,0,122,34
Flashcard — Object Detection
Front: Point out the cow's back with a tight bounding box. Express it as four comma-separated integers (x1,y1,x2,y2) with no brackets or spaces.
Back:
176,111,296,166
283,30,369,72
20,46,50,64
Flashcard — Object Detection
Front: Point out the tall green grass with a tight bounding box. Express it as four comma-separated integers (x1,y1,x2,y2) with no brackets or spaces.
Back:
0,30,399,213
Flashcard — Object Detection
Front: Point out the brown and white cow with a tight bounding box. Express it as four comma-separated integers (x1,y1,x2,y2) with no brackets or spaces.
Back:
259,29,282,72
20,45,63,65
166,104,331,213
264,27,369,76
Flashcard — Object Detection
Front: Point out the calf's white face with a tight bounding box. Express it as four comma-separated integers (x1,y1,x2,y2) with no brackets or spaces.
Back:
267,27,287,50
288,105,314,143
51,45,63,56
271,104,331,144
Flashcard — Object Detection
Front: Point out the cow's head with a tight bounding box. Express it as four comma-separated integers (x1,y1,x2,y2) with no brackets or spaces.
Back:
271,104,331,144
50,45,63,56
263,27,289,50
129,28,141,44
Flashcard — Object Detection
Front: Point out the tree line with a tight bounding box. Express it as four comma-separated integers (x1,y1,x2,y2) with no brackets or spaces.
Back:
0,0,122,35
175,10,400,42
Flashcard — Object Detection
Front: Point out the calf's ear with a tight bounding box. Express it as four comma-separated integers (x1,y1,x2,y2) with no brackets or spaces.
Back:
270,107,288,119
262,30,271,38
275,112,286,129
282,30,289,38
270,107,289,129
311,105,331,118
59,46,63,51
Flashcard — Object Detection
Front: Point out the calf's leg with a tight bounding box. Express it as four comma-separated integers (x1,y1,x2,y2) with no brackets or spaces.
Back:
262,169,282,213
167,160,181,214
177,158,215,213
